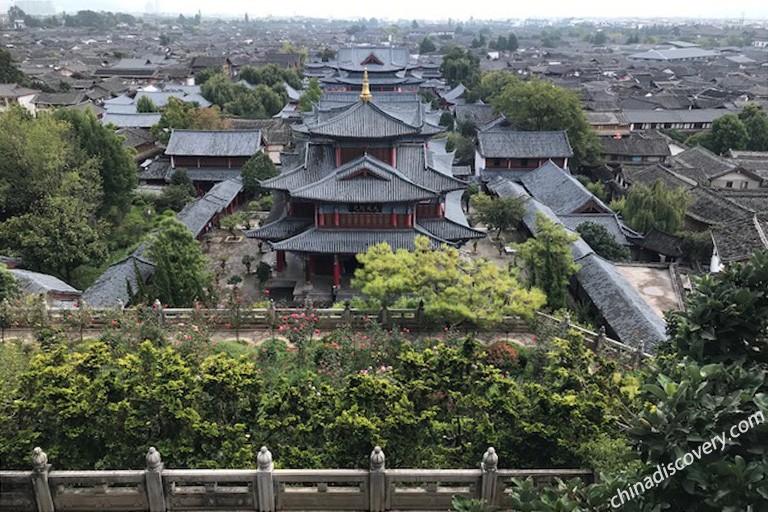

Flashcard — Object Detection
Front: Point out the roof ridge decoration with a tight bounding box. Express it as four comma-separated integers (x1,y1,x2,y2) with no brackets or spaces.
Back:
360,67,372,102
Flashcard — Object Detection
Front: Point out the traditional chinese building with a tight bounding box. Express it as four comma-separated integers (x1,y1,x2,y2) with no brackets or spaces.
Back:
247,73,483,290
311,47,425,93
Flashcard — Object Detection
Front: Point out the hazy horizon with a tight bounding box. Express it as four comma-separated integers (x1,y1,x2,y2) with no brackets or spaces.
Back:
25,0,768,22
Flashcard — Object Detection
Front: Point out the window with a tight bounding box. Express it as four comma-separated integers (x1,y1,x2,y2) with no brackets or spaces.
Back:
520,158,529,167
725,181,734,188
740,181,749,189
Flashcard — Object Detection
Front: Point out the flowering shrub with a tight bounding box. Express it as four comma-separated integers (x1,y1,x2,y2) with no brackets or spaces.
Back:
277,311,319,363
313,324,406,380
485,341,522,373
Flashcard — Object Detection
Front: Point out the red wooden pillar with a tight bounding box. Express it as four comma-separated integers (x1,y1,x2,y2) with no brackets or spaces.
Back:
276,250,284,273
390,212,397,228
333,255,340,287
333,210,339,227
314,205,318,226
390,146,397,166
335,147,342,166
406,212,413,228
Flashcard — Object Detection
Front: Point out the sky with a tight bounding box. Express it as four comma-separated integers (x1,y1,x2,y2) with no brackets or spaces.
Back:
54,0,768,21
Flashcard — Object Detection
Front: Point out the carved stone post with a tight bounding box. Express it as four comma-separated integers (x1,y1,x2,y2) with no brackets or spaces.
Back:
378,305,389,328
415,299,424,327
31,447,54,512
342,300,352,324
256,446,275,512
595,326,606,353
266,300,276,328
635,340,645,366
145,447,165,512
153,299,164,325
560,313,571,337
480,447,498,505
369,446,386,512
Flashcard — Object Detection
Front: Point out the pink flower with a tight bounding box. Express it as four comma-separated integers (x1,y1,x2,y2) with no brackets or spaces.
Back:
225,323,231,328
314,329,320,335
332,343,339,349
263,289,270,295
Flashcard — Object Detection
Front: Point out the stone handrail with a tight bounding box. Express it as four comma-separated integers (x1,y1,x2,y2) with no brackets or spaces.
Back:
0,447,595,512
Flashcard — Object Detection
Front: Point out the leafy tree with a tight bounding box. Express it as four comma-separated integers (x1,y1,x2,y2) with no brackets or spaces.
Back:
491,77,602,169
684,130,714,152
147,217,214,307
679,229,714,265
238,64,301,91
476,71,517,103
353,236,545,328
576,222,630,261
419,37,437,54
194,67,223,86
151,97,229,144
438,111,455,130
470,192,527,238
739,104,768,151
55,109,137,218
0,196,106,282
516,213,579,310
156,169,195,212
709,113,749,155
591,31,607,45
0,108,102,219
298,78,322,113
0,264,18,301
440,46,481,89
241,152,278,197
445,133,475,166
506,32,518,51
136,95,158,113
0,48,30,85
317,46,336,62
623,179,689,234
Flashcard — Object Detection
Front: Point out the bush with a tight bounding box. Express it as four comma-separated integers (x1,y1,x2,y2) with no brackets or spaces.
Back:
485,341,521,373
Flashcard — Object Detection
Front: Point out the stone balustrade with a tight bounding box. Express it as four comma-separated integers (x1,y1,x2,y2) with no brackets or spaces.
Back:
0,446,595,512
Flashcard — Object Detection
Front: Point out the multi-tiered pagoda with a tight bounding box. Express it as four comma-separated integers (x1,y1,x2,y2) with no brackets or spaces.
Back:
248,73,484,289
307,47,426,93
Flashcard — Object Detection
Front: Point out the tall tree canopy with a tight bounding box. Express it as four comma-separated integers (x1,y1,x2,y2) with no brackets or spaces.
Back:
491,77,602,169
470,192,527,237
709,113,749,155
516,213,579,310
576,222,630,261
241,152,278,197
147,217,214,307
440,46,481,89
739,104,768,151
55,109,137,218
352,236,545,328
0,48,30,85
623,179,689,234
298,78,322,112
151,97,230,144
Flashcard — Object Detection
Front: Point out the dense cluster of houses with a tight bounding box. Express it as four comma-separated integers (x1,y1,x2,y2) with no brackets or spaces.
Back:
1,15,767,346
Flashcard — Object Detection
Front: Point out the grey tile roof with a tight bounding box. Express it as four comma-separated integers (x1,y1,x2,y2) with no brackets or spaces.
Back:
600,133,671,158
520,161,611,215
638,227,684,257
179,169,242,183
477,130,573,159
82,252,155,307
624,109,733,125
10,269,81,295
335,47,410,72
417,219,485,241
575,253,667,346
295,100,428,139
176,178,243,237
400,144,467,193
672,145,736,180
262,144,336,191
629,48,719,61
621,163,699,189
102,113,162,128
717,189,768,213
712,213,768,263
244,216,313,241
165,130,262,157
453,103,498,126
559,214,638,246
271,228,443,254
33,91,86,105
134,91,211,108
291,154,438,204
687,186,753,226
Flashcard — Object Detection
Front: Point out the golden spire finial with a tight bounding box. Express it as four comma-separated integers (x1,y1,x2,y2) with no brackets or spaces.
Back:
360,67,372,102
